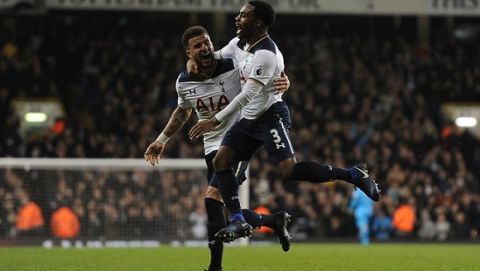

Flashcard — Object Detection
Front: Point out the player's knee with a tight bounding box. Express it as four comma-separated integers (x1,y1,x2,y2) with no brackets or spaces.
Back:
276,159,296,180
212,155,224,171
205,186,223,202
213,154,231,171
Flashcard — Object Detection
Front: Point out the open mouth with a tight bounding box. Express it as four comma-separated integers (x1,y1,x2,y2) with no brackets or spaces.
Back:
236,24,242,35
198,52,213,67
200,52,212,60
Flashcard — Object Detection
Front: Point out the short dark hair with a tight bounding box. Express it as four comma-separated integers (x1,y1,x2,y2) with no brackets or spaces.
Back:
181,26,209,48
248,1,276,28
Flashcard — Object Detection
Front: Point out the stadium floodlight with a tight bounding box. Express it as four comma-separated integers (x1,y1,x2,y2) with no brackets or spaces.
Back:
455,117,477,127
24,112,48,123
12,99,64,135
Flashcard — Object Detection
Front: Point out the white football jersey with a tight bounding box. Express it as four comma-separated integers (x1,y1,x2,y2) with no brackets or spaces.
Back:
216,35,285,119
176,58,241,155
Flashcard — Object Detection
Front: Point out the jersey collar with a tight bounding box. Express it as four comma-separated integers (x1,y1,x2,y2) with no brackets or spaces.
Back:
246,34,269,53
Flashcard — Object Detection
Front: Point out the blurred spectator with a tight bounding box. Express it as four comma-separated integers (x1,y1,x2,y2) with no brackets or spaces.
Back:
435,212,450,241
371,208,392,241
188,204,207,240
16,190,44,236
452,212,470,239
417,209,436,240
51,204,80,239
393,198,416,238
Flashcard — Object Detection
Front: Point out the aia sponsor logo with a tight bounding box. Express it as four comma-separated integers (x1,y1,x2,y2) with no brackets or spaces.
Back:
196,95,230,112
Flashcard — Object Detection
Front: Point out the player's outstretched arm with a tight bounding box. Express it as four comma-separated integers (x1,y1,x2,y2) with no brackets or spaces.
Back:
144,106,192,166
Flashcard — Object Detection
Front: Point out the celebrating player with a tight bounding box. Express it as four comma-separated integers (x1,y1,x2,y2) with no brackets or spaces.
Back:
189,1,380,243
144,26,292,271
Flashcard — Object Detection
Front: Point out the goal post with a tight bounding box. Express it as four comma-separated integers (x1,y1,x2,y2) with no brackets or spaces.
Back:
0,158,249,247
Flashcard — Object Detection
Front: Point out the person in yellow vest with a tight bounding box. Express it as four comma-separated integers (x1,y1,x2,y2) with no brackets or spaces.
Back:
50,204,80,239
16,190,44,236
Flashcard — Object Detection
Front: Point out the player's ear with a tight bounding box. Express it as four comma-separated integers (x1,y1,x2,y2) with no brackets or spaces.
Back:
186,49,191,59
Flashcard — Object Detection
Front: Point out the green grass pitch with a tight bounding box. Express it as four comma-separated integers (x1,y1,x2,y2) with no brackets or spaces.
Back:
0,243,479,271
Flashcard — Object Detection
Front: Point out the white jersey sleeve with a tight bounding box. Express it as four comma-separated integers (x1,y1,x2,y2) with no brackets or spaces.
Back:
215,37,240,60
175,73,193,109
248,50,277,86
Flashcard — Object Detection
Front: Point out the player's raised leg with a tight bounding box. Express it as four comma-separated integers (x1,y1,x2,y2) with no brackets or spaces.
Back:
283,160,380,201
264,103,380,201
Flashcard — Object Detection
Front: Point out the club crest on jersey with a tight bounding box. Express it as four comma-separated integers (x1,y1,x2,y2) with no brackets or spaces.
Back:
255,66,264,76
219,81,225,92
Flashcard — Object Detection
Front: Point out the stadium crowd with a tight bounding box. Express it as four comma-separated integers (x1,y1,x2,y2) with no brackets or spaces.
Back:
1,14,479,242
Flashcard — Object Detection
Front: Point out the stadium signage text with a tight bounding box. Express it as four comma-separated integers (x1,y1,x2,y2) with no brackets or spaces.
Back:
431,0,480,11
46,0,480,15
47,0,323,12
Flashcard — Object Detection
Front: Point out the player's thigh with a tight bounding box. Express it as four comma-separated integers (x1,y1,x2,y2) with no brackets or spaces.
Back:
220,119,262,162
263,103,295,166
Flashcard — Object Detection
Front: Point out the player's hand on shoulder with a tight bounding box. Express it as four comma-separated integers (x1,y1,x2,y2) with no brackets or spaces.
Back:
187,59,199,76
189,118,219,140
273,72,290,93
144,141,165,166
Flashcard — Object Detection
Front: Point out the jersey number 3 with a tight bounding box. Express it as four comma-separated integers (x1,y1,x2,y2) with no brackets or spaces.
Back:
270,129,286,149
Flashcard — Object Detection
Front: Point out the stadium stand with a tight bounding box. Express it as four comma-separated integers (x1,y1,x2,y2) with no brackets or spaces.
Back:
1,13,479,242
